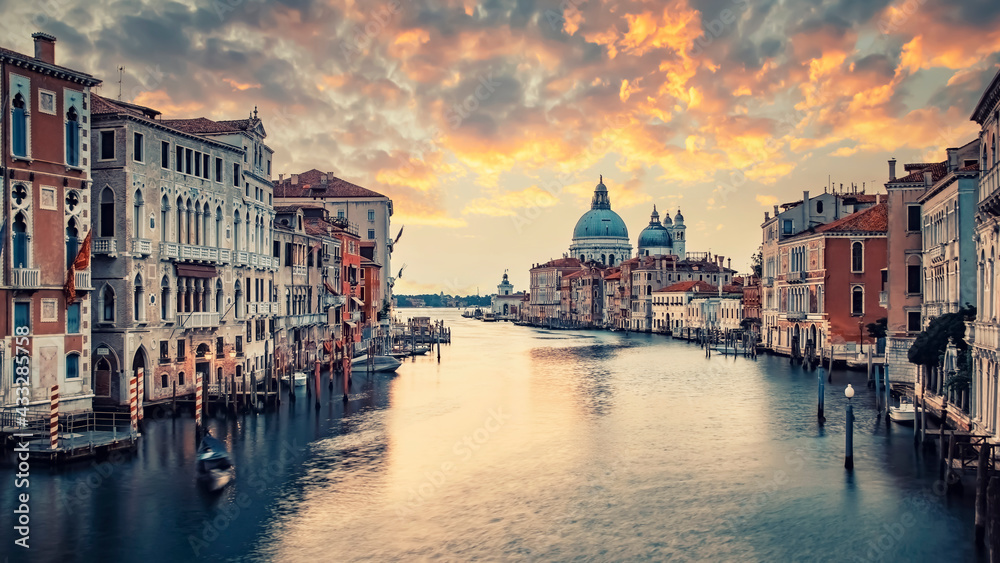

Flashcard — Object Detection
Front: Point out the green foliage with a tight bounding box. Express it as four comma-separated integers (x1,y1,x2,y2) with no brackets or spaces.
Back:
907,306,976,391
866,317,887,340
751,250,763,278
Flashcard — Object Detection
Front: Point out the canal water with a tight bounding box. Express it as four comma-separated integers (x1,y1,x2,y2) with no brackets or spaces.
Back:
2,308,981,562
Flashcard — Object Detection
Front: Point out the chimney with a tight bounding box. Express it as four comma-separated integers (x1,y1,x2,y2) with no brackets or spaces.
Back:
888,159,896,181
727,257,731,270
947,147,958,172
291,174,299,185
923,170,933,187
32,33,56,64
764,211,770,221
876,193,881,204
321,173,329,184
278,173,284,182
773,205,779,217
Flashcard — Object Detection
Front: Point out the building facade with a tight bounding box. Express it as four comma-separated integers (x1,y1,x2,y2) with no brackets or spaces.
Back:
568,177,632,266
0,34,101,412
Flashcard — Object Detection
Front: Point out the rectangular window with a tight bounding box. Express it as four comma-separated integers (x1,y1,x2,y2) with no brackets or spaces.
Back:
203,154,210,179
12,102,27,157
273,241,280,258
67,303,81,333
338,210,345,219
368,209,375,222
160,340,169,360
907,264,921,294
177,339,186,360
194,150,201,177
782,219,793,235
215,157,223,182
907,311,921,332
185,148,192,175
236,335,243,355
100,130,115,160
176,145,183,172
66,354,79,379
133,132,144,162
233,163,241,186
267,160,271,175
14,302,30,332
161,141,170,168
907,205,921,232
66,117,80,167
216,337,224,355
368,229,375,240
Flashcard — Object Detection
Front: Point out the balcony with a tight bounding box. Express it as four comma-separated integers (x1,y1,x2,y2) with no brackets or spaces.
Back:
879,291,888,307
928,243,945,264
93,238,117,255
786,271,805,283
280,313,324,329
10,268,40,289
762,276,774,287
785,311,805,321
176,312,220,329
133,238,152,256
74,270,91,291
160,242,179,259
973,321,1000,351
235,251,249,266
219,249,232,263
293,265,307,277
178,245,218,262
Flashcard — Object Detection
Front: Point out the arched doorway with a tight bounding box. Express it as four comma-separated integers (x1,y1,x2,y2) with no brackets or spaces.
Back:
791,324,801,358
94,346,119,400
131,347,147,403
195,343,211,393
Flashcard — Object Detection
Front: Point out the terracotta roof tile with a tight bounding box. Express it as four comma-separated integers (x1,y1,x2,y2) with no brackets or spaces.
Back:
535,257,583,269
160,117,258,135
656,280,717,293
887,161,948,185
814,202,887,234
274,169,386,199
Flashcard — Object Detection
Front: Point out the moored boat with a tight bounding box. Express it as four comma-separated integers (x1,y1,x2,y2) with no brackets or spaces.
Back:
889,396,916,425
196,433,235,491
351,355,402,372
282,371,307,386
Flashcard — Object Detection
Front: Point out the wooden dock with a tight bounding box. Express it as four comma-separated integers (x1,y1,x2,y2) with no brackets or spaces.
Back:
1,409,138,462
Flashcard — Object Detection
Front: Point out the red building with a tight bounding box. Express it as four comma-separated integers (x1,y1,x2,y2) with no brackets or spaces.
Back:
772,202,888,356
333,221,363,354
1,34,101,412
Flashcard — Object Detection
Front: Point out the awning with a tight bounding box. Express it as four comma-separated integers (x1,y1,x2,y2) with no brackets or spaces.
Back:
176,264,218,278
352,297,364,306
344,321,357,328
324,280,339,294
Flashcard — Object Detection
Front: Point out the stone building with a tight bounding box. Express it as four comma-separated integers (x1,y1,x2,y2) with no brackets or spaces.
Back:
89,94,277,407
636,206,686,258
568,177,632,266
491,271,524,319
0,34,101,412
527,257,583,325
274,170,393,320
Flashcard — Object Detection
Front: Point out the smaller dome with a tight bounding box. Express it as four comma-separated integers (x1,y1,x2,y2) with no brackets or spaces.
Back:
638,206,672,250
674,209,684,224
662,211,673,225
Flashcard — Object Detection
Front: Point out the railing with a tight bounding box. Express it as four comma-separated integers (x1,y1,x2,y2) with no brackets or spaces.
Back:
93,237,117,255
928,243,945,264
179,245,218,262
280,313,325,328
176,311,220,329
236,251,249,266
786,271,805,283
159,242,179,259
293,265,307,277
785,311,805,321
219,249,232,263
74,270,91,290
11,268,40,289
973,322,1000,351
879,291,888,307
133,238,152,256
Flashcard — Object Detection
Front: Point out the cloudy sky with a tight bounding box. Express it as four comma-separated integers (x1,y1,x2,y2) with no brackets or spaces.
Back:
3,0,999,295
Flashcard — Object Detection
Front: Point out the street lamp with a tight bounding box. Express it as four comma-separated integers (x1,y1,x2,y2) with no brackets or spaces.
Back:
845,383,855,470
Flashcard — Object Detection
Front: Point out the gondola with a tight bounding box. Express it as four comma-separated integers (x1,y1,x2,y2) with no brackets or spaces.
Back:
196,433,235,491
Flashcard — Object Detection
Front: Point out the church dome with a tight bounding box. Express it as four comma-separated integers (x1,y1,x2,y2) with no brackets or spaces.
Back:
638,206,671,249
572,176,629,240
674,209,685,224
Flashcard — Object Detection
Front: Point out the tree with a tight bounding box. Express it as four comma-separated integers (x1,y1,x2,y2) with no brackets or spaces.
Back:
751,249,763,278
907,305,976,392
866,317,887,340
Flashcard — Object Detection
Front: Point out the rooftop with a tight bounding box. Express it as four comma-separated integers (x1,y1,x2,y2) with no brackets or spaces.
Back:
274,169,387,199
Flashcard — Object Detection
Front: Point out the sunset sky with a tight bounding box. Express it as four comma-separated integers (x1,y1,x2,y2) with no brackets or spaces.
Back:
4,0,1000,295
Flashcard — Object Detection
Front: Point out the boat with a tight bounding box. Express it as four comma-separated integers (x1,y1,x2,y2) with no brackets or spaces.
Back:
282,371,307,386
483,313,497,322
889,396,916,425
351,355,402,373
196,433,235,491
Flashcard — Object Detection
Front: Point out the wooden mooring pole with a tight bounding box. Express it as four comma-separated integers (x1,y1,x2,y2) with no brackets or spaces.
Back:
977,443,992,545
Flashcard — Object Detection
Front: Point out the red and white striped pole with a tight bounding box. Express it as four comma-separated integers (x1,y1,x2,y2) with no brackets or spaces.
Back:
137,367,144,421
195,371,203,429
49,385,59,451
129,376,138,435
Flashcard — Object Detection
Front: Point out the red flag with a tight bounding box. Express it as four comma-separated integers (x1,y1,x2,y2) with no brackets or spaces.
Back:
64,230,93,305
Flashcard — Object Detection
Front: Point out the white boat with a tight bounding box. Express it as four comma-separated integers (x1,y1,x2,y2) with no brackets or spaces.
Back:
351,355,402,373
889,396,916,425
483,313,497,322
282,371,307,386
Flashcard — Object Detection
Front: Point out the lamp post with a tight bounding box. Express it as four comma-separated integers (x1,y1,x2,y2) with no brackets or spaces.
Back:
845,383,855,470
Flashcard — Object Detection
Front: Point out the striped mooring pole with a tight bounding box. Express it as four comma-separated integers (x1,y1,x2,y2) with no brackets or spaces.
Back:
129,376,138,436
49,385,59,451
195,371,203,429
137,367,144,421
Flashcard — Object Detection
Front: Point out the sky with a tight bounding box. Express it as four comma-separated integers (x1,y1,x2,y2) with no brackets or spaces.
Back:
2,0,999,296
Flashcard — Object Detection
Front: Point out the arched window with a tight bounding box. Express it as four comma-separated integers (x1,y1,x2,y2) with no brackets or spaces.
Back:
161,196,169,242
100,187,115,237
12,212,28,268
176,197,184,244
203,202,211,246
66,218,79,268
216,279,224,315
235,280,243,319
816,200,824,214
851,241,864,273
215,207,223,248
186,198,193,245
12,93,27,157
133,190,144,238
134,274,145,322
66,353,80,379
245,211,251,253
852,286,864,316
101,285,116,322
178,372,185,386
66,106,80,166
234,210,241,251
580,254,585,262
160,276,171,320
